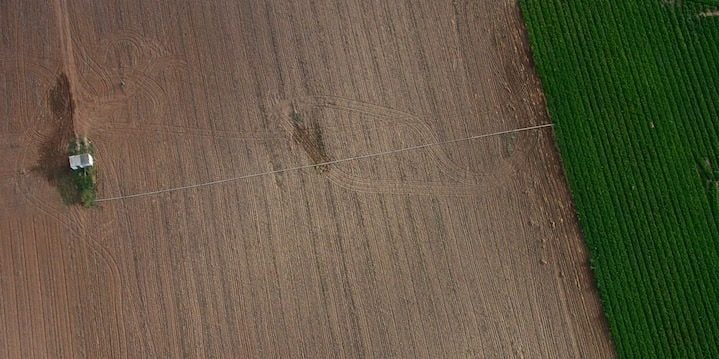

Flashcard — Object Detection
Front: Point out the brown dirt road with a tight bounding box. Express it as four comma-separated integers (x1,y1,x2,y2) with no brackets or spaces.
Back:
0,0,614,357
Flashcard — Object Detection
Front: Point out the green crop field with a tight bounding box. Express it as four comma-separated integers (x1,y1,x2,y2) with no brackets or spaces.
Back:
519,0,719,357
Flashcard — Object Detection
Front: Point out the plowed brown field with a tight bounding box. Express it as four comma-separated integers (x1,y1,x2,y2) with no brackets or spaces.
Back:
1,0,614,357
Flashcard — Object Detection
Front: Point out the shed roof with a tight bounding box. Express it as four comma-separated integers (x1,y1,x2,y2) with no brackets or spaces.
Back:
69,153,94,170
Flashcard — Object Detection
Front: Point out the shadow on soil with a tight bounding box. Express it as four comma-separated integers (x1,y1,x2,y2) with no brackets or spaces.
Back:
34,73,79,204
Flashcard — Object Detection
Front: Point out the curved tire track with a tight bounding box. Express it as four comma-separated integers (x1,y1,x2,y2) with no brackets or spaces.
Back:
278,96,540,195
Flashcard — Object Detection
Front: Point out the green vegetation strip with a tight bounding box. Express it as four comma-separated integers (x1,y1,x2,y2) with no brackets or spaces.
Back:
519,0,719,357
68,139,97,207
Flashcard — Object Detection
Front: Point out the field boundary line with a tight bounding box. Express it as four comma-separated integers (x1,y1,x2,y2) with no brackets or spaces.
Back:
96,123,553,202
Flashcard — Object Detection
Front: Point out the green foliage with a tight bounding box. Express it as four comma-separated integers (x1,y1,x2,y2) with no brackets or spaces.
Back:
56,172,80,204
520,0,719,357
72,166,97,208
79,187,96,208
66,137,97,207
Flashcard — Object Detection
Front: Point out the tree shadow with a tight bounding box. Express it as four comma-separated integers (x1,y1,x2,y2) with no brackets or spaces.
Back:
34,73,79,204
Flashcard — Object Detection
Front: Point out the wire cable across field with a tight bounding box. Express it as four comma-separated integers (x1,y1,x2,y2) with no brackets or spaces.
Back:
96,123,554,202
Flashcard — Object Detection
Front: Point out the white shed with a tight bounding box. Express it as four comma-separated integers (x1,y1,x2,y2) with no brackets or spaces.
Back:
69,153,94,170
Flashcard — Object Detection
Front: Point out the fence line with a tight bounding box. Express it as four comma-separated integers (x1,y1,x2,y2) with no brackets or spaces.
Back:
96,123,554,202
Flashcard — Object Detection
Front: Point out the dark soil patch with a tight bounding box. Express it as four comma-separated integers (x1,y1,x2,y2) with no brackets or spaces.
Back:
35,72,78,203
290,111,330,172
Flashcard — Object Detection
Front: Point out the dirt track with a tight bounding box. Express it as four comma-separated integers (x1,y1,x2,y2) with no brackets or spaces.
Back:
1,1,614,357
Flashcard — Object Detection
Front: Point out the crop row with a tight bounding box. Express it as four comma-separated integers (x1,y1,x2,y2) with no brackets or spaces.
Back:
520,1,719,357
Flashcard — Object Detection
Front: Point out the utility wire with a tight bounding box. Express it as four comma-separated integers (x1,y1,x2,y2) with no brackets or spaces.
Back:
96,123,553,202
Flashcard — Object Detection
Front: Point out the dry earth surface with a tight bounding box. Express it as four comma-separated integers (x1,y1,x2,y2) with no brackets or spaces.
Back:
1,0,614,357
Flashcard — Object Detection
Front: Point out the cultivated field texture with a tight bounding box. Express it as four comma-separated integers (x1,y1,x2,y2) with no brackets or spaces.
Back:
521,0,719,357
2,1,613,357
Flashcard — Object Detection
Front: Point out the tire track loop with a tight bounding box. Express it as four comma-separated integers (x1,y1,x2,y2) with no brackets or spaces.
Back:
39,3,174,355
278,97,482,187
96,122,552,202
0,57,58,134
16,125,128,358
93,94,404,142
0,57,55,209
50,8,191,354
71,31,186,133
70,30,183,357
280,96,540,195
289,95,494,184
16,100,124,358
93,138,158,358
302,95,535,177
97,31,167,61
